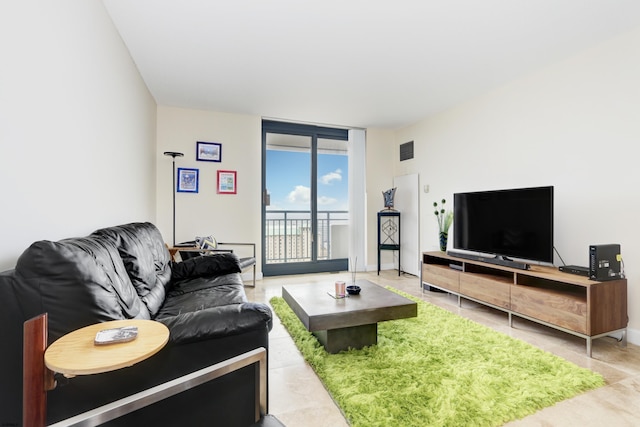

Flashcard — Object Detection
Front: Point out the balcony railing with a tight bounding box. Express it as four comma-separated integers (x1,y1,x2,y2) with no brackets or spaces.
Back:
265,210,348,263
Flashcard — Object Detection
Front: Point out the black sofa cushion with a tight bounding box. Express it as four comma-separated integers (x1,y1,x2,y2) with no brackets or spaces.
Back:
92,222,173,316
13,236,151,342
154,270,273,344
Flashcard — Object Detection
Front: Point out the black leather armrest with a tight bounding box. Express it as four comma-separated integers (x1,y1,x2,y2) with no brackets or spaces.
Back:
218,243,257,286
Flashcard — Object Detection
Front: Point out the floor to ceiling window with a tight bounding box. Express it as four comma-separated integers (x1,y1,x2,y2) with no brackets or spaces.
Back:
262,120,349,276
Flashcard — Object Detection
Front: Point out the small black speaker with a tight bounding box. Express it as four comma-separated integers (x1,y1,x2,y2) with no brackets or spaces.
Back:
589,244,621,281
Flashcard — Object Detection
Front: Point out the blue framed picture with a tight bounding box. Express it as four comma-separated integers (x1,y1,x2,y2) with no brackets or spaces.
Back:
177,168,199,193
196,141,221,162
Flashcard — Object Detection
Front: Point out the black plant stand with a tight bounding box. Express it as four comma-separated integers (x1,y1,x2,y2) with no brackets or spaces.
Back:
377,211,400,276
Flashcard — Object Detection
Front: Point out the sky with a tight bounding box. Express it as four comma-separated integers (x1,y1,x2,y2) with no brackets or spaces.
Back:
266,150,348,211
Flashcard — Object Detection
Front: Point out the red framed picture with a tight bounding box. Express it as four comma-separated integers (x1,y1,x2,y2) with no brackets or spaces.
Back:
217,170,237,194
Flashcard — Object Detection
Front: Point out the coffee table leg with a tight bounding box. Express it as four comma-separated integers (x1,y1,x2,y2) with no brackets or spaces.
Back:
313,324,377,353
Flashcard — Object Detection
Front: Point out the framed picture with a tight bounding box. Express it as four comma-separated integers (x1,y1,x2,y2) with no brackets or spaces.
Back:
196,141,221,162
217,170,237,194
177,168,199,193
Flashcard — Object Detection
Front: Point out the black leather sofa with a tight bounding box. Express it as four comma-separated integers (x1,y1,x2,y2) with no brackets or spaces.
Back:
0,222,273,426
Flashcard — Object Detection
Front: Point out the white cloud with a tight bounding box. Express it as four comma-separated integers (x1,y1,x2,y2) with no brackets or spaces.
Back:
318,196,337,205
287,185,338,206
320,169,342,185
287,185,310,204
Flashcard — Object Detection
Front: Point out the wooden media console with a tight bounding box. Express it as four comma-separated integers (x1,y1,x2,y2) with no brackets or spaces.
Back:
421,251,628,357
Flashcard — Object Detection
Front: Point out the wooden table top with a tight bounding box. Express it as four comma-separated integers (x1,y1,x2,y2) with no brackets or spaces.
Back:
282,279,417,332
45,319,170,378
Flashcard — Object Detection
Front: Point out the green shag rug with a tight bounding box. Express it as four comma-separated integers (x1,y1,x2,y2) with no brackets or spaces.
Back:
270,288,605,427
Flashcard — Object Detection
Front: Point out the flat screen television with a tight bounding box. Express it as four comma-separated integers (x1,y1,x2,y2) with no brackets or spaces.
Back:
453,186,554,264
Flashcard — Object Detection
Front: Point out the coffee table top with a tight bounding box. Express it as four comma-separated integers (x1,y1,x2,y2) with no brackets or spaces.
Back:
45,319,170,378
282,279,417,331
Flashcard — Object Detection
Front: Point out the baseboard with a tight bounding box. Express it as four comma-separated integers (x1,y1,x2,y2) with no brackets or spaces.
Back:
375,262,400,272
241,271,262,283
626,327,639,346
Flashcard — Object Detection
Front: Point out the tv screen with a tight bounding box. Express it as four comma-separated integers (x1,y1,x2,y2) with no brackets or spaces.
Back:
453,186,554,264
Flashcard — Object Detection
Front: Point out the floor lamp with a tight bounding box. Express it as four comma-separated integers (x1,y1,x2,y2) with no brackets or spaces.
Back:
164,151,184,247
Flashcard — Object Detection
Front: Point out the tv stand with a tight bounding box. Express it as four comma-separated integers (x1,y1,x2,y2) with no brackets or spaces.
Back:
447,251,530,270
423,251,628,357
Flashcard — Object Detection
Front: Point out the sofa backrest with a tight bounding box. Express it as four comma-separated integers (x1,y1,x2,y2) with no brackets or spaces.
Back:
13,235,151,343
0,271,24,427
92,222,173,316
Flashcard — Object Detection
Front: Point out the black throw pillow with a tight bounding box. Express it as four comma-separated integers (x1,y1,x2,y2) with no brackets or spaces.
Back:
171,253,241,281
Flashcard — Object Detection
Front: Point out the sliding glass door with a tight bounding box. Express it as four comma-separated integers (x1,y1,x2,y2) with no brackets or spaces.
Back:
262,120,349,276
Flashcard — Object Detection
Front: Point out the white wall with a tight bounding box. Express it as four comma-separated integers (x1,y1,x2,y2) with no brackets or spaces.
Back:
364,129,396,270
155,113,401,277
0,1,157,271
393,27,640,341
156,106,262,271
155,110,396,277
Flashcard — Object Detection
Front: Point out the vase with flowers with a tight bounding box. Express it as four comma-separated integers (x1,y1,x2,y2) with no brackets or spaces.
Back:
434,199,453,252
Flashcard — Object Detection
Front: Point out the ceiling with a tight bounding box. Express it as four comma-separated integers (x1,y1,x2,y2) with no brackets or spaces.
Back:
103,0,640,129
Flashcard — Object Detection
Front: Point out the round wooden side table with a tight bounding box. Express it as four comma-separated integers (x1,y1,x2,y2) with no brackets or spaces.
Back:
44,319,170,378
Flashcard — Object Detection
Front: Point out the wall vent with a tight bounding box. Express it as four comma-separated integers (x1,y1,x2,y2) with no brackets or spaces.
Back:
400,141,414,161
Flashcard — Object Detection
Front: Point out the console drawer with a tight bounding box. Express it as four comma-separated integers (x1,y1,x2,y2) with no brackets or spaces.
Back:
511,285,587,334
422,264,459,293
460,274,510,309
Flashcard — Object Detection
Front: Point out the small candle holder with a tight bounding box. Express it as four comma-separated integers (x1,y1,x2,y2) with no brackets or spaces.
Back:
335,281,346,298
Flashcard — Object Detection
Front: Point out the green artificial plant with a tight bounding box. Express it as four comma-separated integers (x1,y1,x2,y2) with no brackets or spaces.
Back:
433,199,453,234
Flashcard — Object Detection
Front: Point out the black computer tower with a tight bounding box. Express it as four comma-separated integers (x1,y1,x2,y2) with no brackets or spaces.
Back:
589,244,621,281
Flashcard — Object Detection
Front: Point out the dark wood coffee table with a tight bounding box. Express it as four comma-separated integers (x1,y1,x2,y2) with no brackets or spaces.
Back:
282,279,417,353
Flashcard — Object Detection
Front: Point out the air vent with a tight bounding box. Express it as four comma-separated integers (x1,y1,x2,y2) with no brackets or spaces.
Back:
400,141,414,161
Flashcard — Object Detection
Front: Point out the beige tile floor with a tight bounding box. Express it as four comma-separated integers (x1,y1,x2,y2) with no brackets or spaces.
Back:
245,270,640,427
